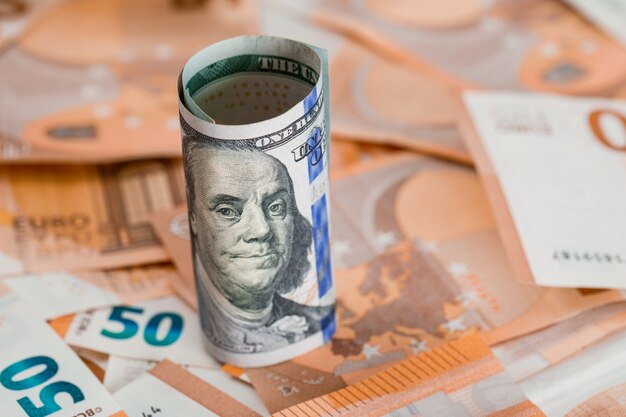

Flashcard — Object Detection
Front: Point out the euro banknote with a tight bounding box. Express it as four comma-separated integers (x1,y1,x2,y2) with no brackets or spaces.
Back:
0,265,174,319
104,356,269,415
114,360,262,417
520,327,626,416
461,91,626,288
153,153,626,411
0,160,185,275
275,0,626,97
50,296,220,368
0,0,257,162
0,295,126,417
274,334,544,417
565,382,626,416
494,302,626,381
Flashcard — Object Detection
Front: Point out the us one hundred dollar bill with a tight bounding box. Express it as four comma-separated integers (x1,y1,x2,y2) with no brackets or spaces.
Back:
178,36,336,367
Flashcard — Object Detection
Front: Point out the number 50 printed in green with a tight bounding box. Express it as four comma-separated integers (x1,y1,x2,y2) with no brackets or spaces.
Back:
100,306,184,347
0,356,84,417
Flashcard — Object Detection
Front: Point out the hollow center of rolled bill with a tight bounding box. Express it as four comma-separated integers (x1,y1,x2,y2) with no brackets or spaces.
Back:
183,37,321,125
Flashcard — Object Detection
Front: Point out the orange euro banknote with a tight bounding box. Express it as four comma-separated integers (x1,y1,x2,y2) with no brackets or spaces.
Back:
152,153,626,411
0,159,185,275
285,0,626,97
494,302,626,381
565,382,626,417
0,0,257,162
273,334,544,417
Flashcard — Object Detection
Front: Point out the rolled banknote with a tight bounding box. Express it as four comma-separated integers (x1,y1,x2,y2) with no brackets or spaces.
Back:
178,36,336,367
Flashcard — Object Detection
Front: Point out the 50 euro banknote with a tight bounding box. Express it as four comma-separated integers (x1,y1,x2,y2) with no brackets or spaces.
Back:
0,295,126,417
49,296,220,368
460,91,626,288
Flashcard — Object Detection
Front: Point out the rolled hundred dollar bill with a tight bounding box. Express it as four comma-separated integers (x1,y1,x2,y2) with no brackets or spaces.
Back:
178,36,336,367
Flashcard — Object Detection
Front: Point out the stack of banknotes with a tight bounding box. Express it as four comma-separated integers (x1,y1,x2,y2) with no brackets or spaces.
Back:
1,0,625,416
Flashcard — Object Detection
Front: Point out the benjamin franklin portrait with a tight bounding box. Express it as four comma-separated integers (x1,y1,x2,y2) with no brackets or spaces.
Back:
183,138,331,354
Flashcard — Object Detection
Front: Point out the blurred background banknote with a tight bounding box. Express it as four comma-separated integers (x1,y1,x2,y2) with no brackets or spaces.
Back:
0,0,257,162
289,0,626,96
0,159,185,274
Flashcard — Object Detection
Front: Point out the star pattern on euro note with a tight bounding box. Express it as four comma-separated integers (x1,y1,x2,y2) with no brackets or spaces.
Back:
443,317,467,333
362,343,381,360
409,339,427,354
447,262,469,277
457,291,479,307
373,231,397,252
278,385,300,397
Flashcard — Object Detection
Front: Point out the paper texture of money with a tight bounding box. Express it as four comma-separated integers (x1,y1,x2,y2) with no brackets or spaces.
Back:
178,35,336,367
520,327,626,416
0,295,127,417
151,206,198,309
114,360,262,417
74,347,109,382
494,302,626,381
461,91,626,288
0,265,174,319
274,334,544,417
564,0,626,48
104,356,269,415
296,0,626,96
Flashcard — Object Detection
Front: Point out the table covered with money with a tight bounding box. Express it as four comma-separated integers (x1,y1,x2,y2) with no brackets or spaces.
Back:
1,1,625,416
